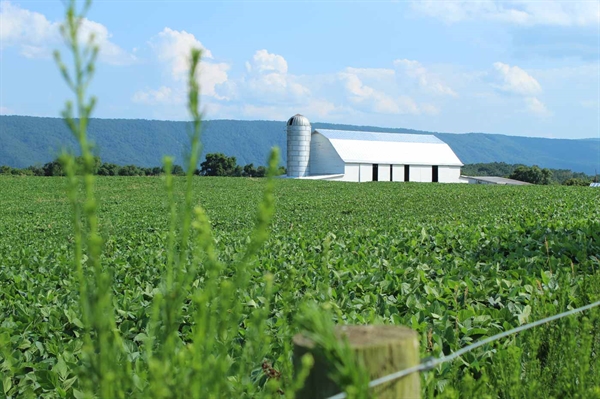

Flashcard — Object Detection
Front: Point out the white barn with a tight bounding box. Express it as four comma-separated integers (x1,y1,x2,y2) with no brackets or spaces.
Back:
285,114,463,183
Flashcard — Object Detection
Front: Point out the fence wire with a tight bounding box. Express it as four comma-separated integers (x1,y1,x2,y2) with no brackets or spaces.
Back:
326,299,600,399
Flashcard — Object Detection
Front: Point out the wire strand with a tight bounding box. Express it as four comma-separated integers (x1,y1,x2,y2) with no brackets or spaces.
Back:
326,299,600,399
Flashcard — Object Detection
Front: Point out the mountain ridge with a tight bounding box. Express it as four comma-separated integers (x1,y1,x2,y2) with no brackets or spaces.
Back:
1,115,598,174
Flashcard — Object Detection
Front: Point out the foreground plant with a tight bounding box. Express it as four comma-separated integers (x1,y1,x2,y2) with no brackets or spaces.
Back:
52,1,311,398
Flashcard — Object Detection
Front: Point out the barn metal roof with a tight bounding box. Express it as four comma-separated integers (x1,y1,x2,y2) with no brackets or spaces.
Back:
463,176,532,185
314,129,463,166
591,182,600,187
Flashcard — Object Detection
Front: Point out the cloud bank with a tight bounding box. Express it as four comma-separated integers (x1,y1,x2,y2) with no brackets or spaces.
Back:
0,1,136,65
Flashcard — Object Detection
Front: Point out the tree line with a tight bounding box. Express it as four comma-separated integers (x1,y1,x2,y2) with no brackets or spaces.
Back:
462,162,597,186
0,153,286,177
1,158,597,185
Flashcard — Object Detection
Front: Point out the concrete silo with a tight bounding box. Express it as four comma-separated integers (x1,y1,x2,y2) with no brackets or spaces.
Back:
286,114,311,178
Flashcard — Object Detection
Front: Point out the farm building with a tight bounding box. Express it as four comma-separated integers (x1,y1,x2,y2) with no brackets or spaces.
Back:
459,176,533,185
285,114,463,183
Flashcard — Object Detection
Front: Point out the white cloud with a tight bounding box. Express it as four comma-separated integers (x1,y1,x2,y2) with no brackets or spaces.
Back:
150,28,211,80
394,59,458,97
338,70,420,115
490,62,549,116
0,1,59,54
0,106,14,115
420,103,440,115
525,97,551,117
79,19,136,66
0,1,135,65
241,49,310,103
493,62,542,96
411,0,600,26
241,104,289,121
529,64,598,80
241,99,341,121
246,49,287,74
344,67,395,81
132,86,179,105
149,28,229,99
580,100,598,109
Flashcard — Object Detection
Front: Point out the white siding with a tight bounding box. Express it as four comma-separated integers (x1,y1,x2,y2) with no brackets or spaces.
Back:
378,164,391,182
422,166,433,182
342,163,360,182
392,165,404,182
309,133,345,175
438,166,461,183
359,164,372,182
409,165,432,182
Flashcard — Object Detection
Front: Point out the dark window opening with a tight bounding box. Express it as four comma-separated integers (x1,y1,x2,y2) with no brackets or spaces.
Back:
404,165,410,182
390,165,393,181
372,164,379,181
432,166,439,183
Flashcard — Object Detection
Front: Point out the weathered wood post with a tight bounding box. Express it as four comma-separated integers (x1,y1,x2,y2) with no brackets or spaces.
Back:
293,325,421,399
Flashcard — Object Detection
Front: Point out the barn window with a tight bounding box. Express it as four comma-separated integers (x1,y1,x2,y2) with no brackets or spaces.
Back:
390,165,393,181
372,164,379,181
432,166,439,183
404,165,410,182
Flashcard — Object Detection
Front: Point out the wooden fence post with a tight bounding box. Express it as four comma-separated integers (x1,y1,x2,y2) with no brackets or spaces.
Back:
293,325,421,399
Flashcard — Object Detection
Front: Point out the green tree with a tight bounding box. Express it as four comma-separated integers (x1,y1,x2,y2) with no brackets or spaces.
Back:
564,177,591,186
172,164,185,176
26,165,45,176
75,155,101,175
118,164,142,176
43,159,64,176
151,166,164,175
98,163,120,176
199,153,239,176
509,165,553,185
243,163,257,177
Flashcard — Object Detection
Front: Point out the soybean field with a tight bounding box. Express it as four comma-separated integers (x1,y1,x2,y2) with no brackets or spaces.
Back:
1,177,599,398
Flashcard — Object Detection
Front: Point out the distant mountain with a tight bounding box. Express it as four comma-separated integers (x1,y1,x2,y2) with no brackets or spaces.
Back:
1,115,598,174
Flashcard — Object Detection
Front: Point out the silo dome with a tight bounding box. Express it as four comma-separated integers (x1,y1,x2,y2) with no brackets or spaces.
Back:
287,114,311,127
286,114,311,178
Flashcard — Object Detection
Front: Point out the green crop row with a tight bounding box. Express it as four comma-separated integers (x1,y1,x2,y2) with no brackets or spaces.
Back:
1,176,599,397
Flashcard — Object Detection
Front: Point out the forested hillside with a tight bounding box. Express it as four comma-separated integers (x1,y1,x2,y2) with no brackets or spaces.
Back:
1,115,598,173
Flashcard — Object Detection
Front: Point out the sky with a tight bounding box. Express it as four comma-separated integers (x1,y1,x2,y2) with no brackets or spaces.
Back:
1,0,599,139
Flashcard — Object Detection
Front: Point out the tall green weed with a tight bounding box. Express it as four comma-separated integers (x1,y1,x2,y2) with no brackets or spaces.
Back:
49,1,315,398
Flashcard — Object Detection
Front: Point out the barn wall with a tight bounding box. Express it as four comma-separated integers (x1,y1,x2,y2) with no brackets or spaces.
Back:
438,166,461,183
392,165,404,182
410,165,432,182
309,133,345,175
378,164,391,181
359,164,373,182
342,163,360,182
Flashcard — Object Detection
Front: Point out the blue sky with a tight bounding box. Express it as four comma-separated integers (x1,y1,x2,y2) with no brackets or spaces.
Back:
1,0,599,139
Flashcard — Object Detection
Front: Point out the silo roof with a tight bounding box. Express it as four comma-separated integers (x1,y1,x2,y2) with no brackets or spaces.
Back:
287,114,311,126
314,129,463,166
